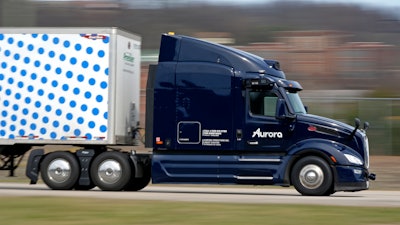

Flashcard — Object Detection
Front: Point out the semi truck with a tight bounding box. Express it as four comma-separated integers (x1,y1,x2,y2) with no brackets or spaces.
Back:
0,27,375,196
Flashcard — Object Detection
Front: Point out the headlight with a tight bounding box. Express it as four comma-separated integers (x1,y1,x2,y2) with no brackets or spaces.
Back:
344,154,363,166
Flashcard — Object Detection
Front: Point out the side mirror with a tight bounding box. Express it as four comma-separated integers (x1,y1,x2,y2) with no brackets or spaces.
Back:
354,118,361,129
363,122,370,131
350,118,361,138
304,105,308,113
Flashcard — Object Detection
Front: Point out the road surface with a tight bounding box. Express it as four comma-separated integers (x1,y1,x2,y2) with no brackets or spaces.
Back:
0,183,399,207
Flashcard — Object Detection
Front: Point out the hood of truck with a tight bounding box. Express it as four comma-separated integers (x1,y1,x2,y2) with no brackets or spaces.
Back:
297,114,355,137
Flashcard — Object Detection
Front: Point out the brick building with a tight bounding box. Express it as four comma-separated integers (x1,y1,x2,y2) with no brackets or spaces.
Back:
239,30,396,89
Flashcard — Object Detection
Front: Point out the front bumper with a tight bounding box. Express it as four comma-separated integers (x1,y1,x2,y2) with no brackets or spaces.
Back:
333,165,375,192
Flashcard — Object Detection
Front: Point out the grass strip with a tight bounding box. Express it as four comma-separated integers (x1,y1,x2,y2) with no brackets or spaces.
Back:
0,197,400,225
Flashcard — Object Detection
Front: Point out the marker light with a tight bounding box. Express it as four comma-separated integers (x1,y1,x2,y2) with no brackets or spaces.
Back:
156,137,164,145
308,125,317,132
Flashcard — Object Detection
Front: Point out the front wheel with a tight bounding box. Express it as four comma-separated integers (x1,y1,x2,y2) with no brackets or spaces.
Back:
90,151,132,191
291,156,333,196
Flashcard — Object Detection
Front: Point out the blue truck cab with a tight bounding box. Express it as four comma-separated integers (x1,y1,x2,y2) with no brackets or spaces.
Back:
146,33,376,196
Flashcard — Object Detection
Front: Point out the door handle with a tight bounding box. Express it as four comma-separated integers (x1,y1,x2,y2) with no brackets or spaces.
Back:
289,123,295,132
236,129,242,141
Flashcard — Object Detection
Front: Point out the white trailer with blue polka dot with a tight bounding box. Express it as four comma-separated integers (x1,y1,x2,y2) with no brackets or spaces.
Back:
0,28,145,185
0,27,141,147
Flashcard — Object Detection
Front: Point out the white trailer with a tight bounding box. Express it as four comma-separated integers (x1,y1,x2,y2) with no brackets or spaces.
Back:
0,27,141,178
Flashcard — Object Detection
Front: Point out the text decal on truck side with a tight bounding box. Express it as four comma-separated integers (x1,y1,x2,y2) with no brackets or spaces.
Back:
0,33,110,140
252,128,283,138
202,129,229,146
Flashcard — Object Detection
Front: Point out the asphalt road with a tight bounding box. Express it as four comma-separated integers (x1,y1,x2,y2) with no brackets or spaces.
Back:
0,183,399,207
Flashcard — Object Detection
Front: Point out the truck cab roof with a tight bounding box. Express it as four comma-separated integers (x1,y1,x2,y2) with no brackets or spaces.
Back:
158,33,286,79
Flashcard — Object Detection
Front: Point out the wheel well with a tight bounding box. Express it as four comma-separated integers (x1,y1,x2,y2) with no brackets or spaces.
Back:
285,150,335,186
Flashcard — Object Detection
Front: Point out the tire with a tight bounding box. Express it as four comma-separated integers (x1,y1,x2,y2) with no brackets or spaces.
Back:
90,151,132,191
124,167,151,191
40,152,80,190
291,156,333,196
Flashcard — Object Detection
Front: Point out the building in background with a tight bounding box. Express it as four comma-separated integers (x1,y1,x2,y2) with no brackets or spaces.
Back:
238,30,396,90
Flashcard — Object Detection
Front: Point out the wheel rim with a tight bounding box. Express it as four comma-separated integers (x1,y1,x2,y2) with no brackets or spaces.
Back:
47,159,71,184
299,164,324,189
97,159,122,184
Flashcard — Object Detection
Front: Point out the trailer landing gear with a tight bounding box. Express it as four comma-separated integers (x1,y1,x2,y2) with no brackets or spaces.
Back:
0,145,31,177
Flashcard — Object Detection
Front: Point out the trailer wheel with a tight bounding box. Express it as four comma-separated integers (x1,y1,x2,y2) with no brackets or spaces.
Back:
90,151,131,191
291,156,333,196
40,152,80,190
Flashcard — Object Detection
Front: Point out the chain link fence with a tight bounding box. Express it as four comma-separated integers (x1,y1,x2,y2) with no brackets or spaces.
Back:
303,97,400,155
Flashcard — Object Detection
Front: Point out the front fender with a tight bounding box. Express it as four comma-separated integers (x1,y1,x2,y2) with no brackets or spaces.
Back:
278,138,362,186
288,138,362,165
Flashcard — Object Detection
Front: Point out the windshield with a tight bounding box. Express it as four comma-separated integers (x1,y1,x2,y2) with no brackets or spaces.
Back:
286,91,307,114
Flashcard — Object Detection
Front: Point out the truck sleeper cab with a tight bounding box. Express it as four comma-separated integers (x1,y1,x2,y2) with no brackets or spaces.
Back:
146,33,375,196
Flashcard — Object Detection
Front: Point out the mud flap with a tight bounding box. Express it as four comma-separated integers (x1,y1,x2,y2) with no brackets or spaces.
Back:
25,149,45,184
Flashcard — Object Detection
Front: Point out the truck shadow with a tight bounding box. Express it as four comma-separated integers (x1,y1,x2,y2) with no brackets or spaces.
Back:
141,188,364,198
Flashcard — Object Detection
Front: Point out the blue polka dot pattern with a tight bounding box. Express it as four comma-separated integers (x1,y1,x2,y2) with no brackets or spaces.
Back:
0,32,110,140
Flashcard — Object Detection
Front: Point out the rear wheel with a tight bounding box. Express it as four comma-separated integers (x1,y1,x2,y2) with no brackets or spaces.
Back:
291,156,333,196
125,168,151,191
90,151,132,191
40,152,80,190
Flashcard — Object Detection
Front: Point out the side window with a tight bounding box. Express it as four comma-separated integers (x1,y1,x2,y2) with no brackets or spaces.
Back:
249,91,278,117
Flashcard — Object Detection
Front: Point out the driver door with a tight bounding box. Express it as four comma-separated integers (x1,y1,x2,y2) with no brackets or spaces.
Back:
243,89,292,152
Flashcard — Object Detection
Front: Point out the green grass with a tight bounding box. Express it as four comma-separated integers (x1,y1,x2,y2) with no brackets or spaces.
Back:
0,197,399,225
